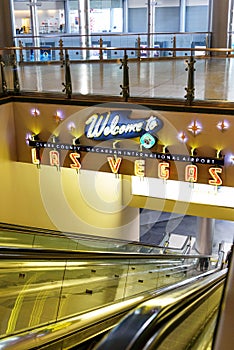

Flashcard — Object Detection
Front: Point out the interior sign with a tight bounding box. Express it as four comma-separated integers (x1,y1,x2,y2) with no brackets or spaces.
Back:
28,140,224,185
28,141,225,166
84,110,163,141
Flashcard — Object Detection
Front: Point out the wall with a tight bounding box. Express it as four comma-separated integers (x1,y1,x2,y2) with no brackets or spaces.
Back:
128,0,209,33
0,101,139,240
2,97,234,238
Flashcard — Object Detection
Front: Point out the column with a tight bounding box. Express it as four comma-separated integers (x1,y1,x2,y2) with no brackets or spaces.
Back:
0,0,14,47
78,0,90,59
179,0,186,32
195,217,215,255
228,0,234,47
64,0,70,33
29,0,40,60
147,0,156,56
210,0,230,49
123,0,128,33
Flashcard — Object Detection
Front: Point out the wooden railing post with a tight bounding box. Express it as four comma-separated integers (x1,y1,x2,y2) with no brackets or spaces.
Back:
184,55,196,105
59,38,65,67
120,51,130,102
62,50,72,99
99,37,103,61
19,40,24,64
136,35,141,60
12,52,20,94
0,55,8,95
172,35,176,58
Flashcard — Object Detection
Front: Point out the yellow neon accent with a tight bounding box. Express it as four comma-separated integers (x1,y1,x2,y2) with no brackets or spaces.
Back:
158,162,170,179
31,148,40,165
107,156,122,174
134,159,145,177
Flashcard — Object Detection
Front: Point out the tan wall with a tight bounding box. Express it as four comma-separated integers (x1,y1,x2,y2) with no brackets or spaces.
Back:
0,102,139,240
2,98,234,233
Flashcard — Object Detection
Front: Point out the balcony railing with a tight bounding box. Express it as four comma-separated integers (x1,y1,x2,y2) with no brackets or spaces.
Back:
1,32,234,105
13,31,211,62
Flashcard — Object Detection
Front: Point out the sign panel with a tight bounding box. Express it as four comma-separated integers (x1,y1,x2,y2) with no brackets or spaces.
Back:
25,105,234,188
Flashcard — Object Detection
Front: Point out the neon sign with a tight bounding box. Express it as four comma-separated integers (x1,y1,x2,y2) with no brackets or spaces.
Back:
50,150,60,167
107,157,122,174
29,141,224,166
29,141,224,186
185,164,198,182
84,110,163,141
69,152,81,170
140,133,156,148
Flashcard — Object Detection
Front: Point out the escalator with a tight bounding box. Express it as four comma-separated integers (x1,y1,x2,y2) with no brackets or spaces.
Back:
0,245,218,350
94,269,227,350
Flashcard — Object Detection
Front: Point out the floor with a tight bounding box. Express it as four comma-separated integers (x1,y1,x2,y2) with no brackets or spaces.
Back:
4,56,234,102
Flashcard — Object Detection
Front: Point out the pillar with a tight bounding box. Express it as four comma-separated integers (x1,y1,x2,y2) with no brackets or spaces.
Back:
29,0,40,60
180,0,186,32
147,0,156,56
210,0,230,49
195,217,215,255
0,0,14,48
123,0,128,33
64,0,70,33
78,0,90,59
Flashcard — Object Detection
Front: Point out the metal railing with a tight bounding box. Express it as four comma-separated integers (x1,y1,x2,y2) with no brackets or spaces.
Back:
1,44,234,104
13,31,211,62
0,222,188,254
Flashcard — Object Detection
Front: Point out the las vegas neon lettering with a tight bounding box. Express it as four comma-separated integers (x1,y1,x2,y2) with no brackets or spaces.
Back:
69,152,81,170
49,150,60,167
107,157,122,174
31,148,40,165
135,160,145,177
33,152,223,186
158,162,170,179
208,167,222,186
185,164,198,182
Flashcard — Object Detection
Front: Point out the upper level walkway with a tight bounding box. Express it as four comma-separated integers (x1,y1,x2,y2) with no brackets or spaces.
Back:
14,57,234,102
1,45,234,109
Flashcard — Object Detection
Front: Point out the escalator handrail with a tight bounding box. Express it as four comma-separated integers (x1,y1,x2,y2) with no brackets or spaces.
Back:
0,222,163,250
94,269,227,350
0,246,206,261
0,222,194,256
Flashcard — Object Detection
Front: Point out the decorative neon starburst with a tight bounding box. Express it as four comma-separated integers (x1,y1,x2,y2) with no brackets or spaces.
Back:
31,108,40,117
25,132,32,145
187,120,202,136
178,131,188,143
54,110,63,124
217,120,229,131
68,122,76,133
228,154,234,164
